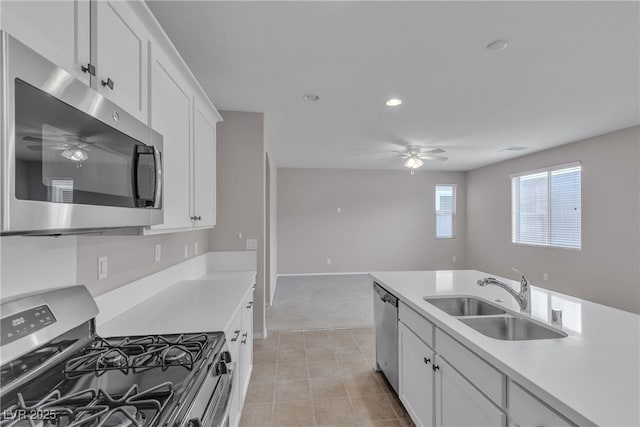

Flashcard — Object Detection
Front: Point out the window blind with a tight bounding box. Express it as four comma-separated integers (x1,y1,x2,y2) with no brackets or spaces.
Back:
436,184,455,239
511,164,581,249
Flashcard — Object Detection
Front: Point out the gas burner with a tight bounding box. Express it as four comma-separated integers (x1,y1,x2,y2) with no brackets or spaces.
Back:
64,334,209,377
99,348,129,369
162,346,189,364
0,383,172,427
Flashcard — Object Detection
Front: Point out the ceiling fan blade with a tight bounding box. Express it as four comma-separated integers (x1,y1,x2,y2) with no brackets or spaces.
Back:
27,144,70,151
419,155,448,161
422,148,445,155
23,135,45,143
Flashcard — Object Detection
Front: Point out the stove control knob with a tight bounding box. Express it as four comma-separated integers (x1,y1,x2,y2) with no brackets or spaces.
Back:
220,351,232,363
215,361,229,375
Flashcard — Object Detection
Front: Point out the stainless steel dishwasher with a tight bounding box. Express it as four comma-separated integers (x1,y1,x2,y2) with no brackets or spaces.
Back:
374,282,399,394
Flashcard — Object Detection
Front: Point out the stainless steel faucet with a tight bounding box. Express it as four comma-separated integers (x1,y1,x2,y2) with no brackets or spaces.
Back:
477,268,531,313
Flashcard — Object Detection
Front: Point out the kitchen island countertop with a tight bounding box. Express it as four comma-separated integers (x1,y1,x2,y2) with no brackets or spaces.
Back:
369,269,640,427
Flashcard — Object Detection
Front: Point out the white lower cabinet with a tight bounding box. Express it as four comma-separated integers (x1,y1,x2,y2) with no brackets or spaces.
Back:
399,321,504,427
399,322,435,426
397,305,577,427
508,380,575,427
239,293,254,403
227,310,243,427
436,357,505,427
228,290,254,427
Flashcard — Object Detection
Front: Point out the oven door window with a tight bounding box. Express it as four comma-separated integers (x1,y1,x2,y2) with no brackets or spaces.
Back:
14,79,154,208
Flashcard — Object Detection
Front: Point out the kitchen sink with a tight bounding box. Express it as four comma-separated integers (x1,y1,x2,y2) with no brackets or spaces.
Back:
459,315,568,340
424,296,506,316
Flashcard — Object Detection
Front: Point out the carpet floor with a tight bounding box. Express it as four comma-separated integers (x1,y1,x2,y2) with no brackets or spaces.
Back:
266,275,374,331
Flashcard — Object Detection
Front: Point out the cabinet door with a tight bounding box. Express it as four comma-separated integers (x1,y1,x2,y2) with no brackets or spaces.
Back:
192,98,217,228
399,322,435,427
239,292,254,405
149,46,191,230
436,357,505,427
94,0,147,122
508,381,575,427
0,0,90,84
229,338,242,427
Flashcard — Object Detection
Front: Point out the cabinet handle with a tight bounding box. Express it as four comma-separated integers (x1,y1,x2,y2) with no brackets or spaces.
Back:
423,357,431,365
81,63,95,76
230,330,241,342
432,364,440,372
101,77,114,90
246,301,253,308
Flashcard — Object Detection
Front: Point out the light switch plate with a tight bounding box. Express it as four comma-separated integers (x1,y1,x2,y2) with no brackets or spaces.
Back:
246,239,258,250
194,242,199,255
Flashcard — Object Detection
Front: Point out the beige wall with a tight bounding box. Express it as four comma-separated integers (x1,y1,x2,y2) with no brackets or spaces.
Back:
466,126,640,313
77,230,210,296
209,111,267,334
266,152,278,306
277,168,467,274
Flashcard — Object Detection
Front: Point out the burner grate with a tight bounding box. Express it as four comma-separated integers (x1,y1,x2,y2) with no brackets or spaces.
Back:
64,334,209,377
0,383,173,427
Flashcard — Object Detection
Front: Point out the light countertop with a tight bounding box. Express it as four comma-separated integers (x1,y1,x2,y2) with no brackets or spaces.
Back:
98,271,256,338
369,270,640,427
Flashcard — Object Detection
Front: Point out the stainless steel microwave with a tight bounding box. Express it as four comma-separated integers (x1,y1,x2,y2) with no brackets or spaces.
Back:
1,33,163,235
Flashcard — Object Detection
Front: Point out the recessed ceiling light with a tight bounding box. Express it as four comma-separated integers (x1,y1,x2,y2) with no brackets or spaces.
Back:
486,39,508,52
303,94,320,102
501,146,527,151
386,98,402,107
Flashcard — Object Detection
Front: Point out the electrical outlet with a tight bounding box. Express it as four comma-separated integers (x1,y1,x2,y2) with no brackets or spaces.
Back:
97,256,108,280
194,242,199,255
337,207,342,214
452,255,457,262
246,239,258,250
543,273,549,281
326,258,332,265
184,245,188,259
238,232,243,240
155,244,161,262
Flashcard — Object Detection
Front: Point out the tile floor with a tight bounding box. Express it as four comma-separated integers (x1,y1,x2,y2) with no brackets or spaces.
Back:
241,327,415,426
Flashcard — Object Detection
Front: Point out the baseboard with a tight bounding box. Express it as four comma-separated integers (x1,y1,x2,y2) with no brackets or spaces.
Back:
254,327,268,339
277,271,370,277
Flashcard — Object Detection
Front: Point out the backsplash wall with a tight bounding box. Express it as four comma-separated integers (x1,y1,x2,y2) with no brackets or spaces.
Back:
77,230,210,296
0,230,209,300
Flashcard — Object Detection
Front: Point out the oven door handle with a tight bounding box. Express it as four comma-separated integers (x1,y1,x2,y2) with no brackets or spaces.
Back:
152,145,162,209
197,365,234,427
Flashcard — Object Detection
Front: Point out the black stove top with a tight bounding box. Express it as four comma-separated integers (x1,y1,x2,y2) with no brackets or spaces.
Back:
0,330,226,427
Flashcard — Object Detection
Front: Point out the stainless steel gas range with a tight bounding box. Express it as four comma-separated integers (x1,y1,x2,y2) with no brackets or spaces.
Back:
0,286,233,427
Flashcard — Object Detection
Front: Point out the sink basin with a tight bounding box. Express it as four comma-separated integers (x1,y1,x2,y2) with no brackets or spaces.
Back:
424,297,506,316
460,316,567,340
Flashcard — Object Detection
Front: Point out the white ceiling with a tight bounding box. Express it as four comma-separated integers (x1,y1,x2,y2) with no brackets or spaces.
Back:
147,1,639,171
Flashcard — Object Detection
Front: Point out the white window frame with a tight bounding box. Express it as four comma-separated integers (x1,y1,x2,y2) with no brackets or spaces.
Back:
510,161,582,250
435,183,456,239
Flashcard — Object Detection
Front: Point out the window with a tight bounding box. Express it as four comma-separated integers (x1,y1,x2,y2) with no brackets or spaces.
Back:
436,184,456,238
511,163,581,249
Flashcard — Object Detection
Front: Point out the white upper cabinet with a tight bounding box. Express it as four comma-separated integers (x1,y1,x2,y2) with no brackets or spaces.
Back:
192,96,218,228
149,46,192,231
0,0,91,84
1,0,221,233
94,1,148,123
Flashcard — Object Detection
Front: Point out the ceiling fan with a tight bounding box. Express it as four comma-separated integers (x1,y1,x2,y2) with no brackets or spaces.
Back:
23,134,93,164
394,145,448,174
22,131,122,165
